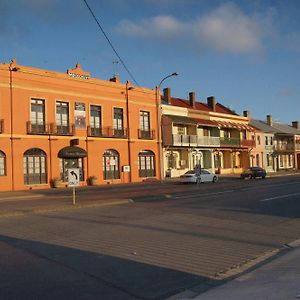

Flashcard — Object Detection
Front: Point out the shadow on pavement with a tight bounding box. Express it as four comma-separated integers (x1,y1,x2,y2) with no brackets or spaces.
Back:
0,235,219,300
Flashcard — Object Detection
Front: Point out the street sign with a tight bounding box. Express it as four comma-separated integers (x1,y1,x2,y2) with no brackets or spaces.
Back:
68,168,80,187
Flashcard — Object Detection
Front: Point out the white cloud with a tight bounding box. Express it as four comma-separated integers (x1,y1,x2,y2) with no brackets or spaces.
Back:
117,2,270,55
192,3,263,53
119,15,184,40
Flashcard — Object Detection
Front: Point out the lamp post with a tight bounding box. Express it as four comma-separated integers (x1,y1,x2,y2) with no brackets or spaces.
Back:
9,59,20,191
156,72,178,181
126,81,134,183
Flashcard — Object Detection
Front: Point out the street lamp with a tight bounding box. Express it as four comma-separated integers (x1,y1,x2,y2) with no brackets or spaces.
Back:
156,72,179,181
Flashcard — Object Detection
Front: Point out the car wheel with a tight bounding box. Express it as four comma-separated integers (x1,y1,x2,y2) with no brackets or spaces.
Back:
213,176,218,183
262,175,266,179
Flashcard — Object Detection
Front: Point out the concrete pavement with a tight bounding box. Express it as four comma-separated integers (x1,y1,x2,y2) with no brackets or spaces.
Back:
189,240,300,300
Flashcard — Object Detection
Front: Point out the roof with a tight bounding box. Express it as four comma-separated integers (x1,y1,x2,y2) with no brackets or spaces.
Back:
250,119,277,133
169,98,237,115
272,122,300,135
164,115,254,130
251,119,300,135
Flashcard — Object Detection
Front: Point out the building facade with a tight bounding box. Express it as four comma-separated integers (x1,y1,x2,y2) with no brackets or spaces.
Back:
161,89,255,177
250,115,300,171
0,59,159,191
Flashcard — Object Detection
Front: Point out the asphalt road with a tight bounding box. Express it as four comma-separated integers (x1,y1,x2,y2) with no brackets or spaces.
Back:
0,176,299,299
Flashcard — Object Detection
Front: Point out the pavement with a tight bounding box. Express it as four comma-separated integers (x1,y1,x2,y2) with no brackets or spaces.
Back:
187,240,300,300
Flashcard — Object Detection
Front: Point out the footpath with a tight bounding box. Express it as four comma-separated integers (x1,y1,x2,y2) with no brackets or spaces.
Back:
191,240,300,300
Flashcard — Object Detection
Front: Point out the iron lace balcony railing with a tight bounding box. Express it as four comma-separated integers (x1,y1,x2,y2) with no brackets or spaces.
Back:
0,119,4,133
26,121,50,135
50,123,75,136
138,129,155,140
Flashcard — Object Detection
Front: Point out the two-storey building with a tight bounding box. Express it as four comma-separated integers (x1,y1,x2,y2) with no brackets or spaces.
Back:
161,88,255,177
250,115,300,171
0,59,159,191
250,117,277,172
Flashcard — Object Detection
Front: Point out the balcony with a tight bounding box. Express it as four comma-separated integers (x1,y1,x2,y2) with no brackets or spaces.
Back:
87,126,103,137
172,134,220,147
220,137,240,147
0,119,3,133
138,129,155,140
102,127,128,138
27,121,50,135
51,123,75,136
275,143,295,152
240,139,256,148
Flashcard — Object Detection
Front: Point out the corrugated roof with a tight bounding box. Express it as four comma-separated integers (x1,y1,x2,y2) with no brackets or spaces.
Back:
250,119,277,133
169,98,237,115
250,119,300,135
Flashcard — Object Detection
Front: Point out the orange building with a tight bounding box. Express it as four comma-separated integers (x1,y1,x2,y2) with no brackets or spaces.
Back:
0,59,159,191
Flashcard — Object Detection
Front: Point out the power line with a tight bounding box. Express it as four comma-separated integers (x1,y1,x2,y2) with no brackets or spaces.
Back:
82,0,140,86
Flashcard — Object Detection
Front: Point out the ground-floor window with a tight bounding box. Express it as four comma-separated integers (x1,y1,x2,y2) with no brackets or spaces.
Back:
138,150,156,177
23,148,47,185
60,158,84,182
103,149,120,180
0,151,6,176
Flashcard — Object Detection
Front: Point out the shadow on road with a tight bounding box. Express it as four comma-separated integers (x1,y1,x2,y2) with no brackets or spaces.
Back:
0,235,219,300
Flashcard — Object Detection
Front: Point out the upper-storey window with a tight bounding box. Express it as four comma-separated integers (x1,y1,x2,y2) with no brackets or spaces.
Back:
30,98,45,133
113,108,123,129
265,136,268,145
113,108,124,137
56,101,69,134
90,105,102,136
139,111,151,139
139,111,150,131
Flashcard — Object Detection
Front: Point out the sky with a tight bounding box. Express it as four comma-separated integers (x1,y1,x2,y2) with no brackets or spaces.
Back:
1,0,300,123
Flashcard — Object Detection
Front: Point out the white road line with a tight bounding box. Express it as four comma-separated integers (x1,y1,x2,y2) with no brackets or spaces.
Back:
260,192,300,202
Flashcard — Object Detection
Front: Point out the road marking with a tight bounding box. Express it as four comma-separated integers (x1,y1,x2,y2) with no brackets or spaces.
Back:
260,192,300,202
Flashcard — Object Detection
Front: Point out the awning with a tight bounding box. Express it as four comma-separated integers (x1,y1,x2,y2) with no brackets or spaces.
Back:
196,119,219,127
215,121,255,131
58,146,87,158
164,115,218,127
166,115,198,125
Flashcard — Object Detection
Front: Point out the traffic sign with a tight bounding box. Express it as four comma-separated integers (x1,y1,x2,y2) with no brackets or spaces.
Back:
68,168,80,187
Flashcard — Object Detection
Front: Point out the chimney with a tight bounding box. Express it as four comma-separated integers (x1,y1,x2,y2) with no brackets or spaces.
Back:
207,96,216,112
266,115,273,126
163,88,171,105
189,92,196,109
292,121,299,129
109,75,120,83
243,110,251,119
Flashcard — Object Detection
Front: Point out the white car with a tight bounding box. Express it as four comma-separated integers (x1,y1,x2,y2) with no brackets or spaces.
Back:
180,169,218,184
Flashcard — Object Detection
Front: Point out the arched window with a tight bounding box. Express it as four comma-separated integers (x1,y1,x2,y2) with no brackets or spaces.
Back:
138,150,156,177
23,148,47,185
103,149,120,180
0,151,6,176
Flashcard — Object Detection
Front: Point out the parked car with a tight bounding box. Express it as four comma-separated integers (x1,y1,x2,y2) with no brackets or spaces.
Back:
180,169,218,184
240,167,267,179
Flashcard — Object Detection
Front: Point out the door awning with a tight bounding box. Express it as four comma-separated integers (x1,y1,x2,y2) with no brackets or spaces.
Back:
58,146,87,158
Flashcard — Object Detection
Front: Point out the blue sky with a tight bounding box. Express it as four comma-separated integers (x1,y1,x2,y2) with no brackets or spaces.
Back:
1,0,300,123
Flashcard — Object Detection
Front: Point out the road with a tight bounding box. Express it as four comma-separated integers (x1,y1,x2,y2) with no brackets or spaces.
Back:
0,175,299,299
